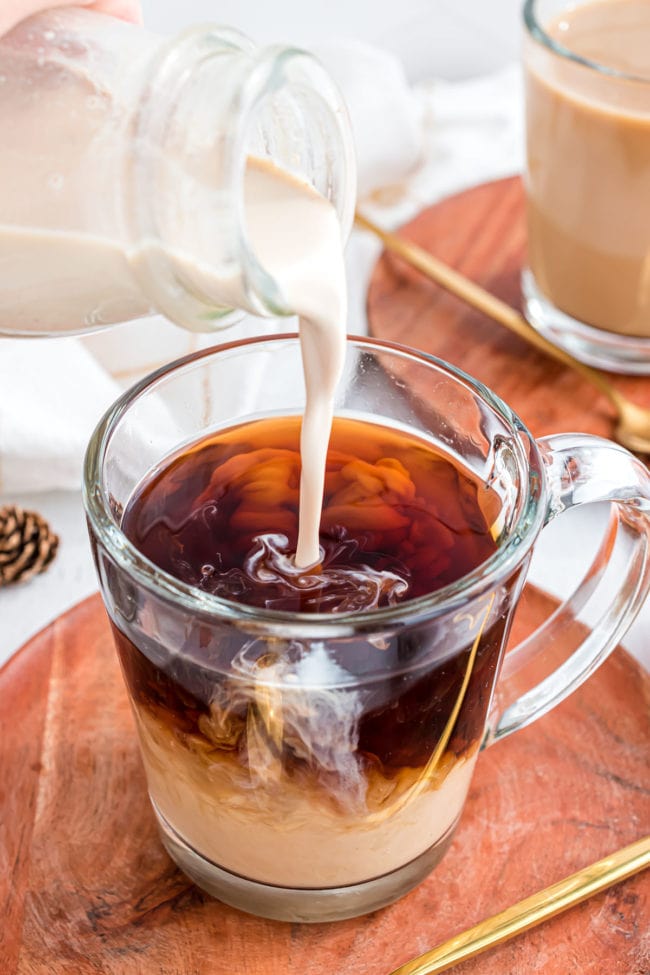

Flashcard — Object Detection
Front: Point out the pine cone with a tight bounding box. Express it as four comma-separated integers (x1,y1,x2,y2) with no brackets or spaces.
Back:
0,505,59,587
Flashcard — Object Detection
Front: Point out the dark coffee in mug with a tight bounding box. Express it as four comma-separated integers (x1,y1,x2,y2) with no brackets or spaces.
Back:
122,415,500,609
112,416,513,891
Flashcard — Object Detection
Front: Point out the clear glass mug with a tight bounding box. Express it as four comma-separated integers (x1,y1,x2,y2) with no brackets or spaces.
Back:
84,335,650,922
523,0,650,374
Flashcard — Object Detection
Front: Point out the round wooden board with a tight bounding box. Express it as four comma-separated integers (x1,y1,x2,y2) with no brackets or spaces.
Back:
1,590,648,974
366,176,650,440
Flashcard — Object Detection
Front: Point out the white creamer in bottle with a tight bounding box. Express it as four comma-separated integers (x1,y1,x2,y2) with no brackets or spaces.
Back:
0,8,355,564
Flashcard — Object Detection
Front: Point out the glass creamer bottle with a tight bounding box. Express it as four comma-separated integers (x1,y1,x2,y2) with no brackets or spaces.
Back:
0,8,355,336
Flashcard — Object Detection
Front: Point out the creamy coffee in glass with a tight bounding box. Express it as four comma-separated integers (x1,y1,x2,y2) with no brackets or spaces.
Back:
523,0,650,373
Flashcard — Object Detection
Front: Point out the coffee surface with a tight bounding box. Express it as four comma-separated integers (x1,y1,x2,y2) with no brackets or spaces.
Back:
122,415,499,613
550,0,650,79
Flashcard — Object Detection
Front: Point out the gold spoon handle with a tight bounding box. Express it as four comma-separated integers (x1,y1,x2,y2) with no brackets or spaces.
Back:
389,835,650,975
355,211,626,413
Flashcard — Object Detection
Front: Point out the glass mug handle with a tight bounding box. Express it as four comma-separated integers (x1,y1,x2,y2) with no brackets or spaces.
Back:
486,433,650,745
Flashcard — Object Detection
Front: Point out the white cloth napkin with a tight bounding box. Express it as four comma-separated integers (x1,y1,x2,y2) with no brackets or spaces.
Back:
0,47,523,494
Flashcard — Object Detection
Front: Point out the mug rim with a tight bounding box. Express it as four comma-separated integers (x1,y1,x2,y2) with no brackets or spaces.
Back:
523,0,650,86
83,333,547,635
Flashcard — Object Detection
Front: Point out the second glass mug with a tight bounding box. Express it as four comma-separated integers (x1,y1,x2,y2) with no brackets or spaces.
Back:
84,335,650,922
523,0,650,373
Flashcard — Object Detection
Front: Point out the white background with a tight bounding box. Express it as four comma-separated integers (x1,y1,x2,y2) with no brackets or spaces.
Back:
141,0,522,82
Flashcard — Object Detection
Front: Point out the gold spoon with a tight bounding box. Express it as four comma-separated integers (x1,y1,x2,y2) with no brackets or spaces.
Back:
356,212,650,454
389,834,650,975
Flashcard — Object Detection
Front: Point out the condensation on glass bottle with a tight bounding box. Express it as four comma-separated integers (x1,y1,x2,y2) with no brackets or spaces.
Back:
0,8,355,336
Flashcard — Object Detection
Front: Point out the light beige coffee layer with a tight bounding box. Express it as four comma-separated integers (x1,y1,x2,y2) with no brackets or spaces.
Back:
135,703,475,889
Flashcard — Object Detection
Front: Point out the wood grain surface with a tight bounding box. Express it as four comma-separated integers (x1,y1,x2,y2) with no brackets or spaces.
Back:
366,176,650,441
1,589,648,974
